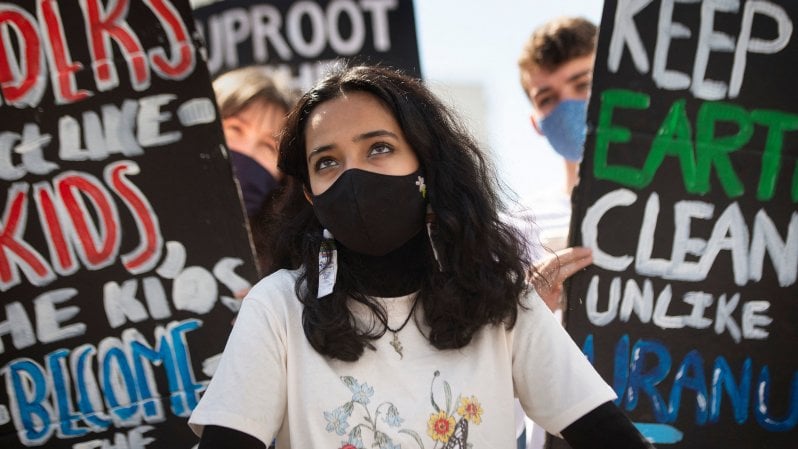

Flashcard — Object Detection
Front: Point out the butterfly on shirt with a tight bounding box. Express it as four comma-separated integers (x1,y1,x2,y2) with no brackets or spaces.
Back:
443,417,469,449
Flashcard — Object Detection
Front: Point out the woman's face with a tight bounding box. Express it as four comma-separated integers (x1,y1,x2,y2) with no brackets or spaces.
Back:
222,100,287,181
304,91,420,196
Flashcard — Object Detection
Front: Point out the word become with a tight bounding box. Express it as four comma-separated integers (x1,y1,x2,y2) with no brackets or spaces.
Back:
608,0,792,100
594,89,798,201
4,320,203,446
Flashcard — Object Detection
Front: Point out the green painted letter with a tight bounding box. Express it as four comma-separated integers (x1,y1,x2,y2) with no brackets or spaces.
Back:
695,102,752,198
646,99,698,192
750,109,798,201
594,89,650,188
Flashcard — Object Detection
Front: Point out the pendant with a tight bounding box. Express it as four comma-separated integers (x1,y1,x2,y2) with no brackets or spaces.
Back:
389,332,404,359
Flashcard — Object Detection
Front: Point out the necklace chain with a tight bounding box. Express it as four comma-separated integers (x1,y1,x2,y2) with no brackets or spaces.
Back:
385,297,418,333
385,298,418,359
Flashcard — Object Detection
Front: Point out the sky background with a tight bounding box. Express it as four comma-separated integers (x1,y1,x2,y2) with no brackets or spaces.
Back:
413,1,605,203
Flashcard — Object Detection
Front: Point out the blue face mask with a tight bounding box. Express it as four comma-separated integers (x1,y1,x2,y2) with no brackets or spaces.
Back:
539,99,588,162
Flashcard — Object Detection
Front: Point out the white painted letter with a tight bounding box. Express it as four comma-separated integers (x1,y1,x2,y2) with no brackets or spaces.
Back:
652,0,697,90
586,275,621,326
731,1,793,98
608,0,654,73
742,300,772,340
582,188,637,272
691,0,739,100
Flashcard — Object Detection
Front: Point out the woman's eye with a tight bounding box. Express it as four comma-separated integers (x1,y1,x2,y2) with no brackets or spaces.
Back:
315,157,337,171
369,143,393,156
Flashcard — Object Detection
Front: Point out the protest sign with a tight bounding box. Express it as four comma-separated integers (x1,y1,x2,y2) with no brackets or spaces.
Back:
192,0,422,89
0,0,257,447
560,1,798,447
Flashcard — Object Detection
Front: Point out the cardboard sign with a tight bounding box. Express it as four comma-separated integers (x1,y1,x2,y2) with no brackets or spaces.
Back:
561,1,798,447
192,0,422,89
0,1,257,447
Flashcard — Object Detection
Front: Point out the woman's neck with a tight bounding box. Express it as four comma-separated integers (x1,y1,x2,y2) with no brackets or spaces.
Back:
339,230,427,297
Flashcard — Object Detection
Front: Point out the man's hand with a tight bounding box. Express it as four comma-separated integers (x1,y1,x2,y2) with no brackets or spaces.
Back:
530,246,592,311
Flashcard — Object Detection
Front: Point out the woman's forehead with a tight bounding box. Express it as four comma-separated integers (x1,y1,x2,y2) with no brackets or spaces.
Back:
304,92,401,143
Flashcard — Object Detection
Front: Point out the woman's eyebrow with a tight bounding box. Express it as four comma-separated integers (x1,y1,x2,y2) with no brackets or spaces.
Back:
353,129,398,142
307,144,333,163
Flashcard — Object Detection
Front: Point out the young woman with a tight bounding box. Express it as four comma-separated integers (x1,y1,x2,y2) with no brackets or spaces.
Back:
189,65,653,449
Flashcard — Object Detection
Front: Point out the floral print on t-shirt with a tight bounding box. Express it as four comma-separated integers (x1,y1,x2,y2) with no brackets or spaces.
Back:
323,370,483,449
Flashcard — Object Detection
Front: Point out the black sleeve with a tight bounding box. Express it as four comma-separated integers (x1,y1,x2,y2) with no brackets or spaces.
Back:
198,425,267,449
560,401,655,449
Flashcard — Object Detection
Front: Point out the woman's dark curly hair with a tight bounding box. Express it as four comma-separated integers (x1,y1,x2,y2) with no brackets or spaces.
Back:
271,64,532,361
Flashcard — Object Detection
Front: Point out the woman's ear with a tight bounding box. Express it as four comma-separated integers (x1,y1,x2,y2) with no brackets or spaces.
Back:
303,186,314,205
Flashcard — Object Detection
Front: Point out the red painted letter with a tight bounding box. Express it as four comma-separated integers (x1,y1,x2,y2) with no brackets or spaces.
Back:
144,0,195,79
55,172,120,270
0,5,45,107
33,182,77,276
0,184,54,291
105,161,162,274
81,0,150,92
38,0,91,104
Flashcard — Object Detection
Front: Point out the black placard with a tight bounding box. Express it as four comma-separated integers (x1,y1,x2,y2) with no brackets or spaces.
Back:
0,1,256,447
559,1,798,448
192,0,422,88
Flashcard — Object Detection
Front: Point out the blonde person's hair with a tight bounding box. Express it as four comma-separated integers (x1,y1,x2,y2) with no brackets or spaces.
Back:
518,17,597,95
212,66,298,118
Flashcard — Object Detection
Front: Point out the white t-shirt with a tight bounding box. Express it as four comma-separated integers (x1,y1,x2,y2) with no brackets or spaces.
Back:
188,269,615,448
508,191,575,448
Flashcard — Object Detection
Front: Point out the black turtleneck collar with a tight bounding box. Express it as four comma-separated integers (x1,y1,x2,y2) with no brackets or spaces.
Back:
337,230,428,297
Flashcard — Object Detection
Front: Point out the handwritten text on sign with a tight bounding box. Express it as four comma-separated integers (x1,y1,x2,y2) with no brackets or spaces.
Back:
1,1,256,447
568,0,798,445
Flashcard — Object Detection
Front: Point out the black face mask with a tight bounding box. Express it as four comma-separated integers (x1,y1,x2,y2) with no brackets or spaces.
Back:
312,168,427,256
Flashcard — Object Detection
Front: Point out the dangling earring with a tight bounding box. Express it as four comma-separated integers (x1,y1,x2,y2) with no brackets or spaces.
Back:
426,204,444,271
317,229,337,298
417,175,443,271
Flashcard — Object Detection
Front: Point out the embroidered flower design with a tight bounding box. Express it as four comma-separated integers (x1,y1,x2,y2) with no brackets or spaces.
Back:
341,376,375,405
351,382,375,405
456,395,484,424
383,404,404,428
427,410,455,442
344,427,365,449
324,373,481,448
325,406,351,436
426,370,483,447
324,376,419,448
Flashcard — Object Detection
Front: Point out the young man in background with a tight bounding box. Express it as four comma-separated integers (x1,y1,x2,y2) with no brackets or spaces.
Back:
515,16,599,449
